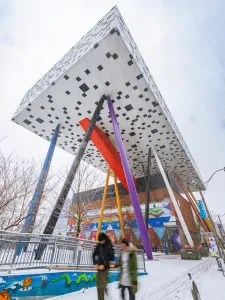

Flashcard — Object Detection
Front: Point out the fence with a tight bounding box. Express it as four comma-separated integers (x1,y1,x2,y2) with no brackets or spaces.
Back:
0,230,146,272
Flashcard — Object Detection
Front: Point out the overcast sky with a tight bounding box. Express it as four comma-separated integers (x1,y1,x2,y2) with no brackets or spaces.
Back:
1,0,225,217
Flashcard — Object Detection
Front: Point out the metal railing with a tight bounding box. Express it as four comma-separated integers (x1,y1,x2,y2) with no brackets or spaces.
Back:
0,231,146,273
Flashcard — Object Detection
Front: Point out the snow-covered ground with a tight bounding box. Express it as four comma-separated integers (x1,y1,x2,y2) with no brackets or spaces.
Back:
52,255,225,299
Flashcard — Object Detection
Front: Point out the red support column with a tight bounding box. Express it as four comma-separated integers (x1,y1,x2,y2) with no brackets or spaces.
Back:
79,117,136,191
176,176,209,233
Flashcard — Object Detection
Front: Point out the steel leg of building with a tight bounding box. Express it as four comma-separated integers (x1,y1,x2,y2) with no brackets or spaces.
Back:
16,124,60,256
79,118,135,191
35,95,106,259
152,147,194,248
107,96,153,259
113,172,125,238
188,189,212,232
22,124,60,233
96,166,111,241
145,148,151,231
176,176,209,233
199,190,217,233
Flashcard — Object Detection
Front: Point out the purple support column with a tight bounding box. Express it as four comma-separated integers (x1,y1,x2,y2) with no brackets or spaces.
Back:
107,97,153,259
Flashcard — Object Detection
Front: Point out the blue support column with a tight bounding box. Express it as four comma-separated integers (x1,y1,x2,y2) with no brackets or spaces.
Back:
22,124,60,233
34,96,106,260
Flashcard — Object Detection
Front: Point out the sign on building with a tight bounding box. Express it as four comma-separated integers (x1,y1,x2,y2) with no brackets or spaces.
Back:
197,200,208,219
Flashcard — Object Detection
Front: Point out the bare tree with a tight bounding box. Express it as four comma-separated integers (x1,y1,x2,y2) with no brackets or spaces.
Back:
0,151,58,232
61,162,104,237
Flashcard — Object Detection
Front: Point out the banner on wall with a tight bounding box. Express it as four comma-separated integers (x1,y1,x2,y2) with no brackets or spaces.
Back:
205,232,218,257
153,227,165,240
197,200,208,219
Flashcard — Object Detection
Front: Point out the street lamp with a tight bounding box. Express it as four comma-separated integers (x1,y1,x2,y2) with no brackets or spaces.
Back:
204,167,225,187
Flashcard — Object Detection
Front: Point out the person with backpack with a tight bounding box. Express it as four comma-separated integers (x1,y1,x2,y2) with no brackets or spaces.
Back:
92,232,115,300
118,239,138,300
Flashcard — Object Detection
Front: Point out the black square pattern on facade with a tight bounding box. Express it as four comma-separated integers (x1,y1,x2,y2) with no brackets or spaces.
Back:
79,83,89,93
112,53,118,60
36,118,44,124
23,119,31,125
98,65,103,71
136,74,143,80
152,101,159,107
128,60,133,66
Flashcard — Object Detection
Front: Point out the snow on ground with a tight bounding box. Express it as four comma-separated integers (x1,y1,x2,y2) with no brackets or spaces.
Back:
52,254,225,299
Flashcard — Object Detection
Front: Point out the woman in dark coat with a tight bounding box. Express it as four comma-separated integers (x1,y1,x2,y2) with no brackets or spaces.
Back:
92,232,115,300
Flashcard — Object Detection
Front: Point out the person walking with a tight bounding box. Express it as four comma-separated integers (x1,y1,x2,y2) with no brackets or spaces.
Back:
92,232,115,300
118,239,138,300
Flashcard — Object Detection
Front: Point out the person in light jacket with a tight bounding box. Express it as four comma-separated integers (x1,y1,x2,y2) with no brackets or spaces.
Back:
118,239,138,300
92,232,115,300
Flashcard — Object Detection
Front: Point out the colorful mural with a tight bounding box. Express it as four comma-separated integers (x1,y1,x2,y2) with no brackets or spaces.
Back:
205,232,219,257
68,197,175,248
0,270,147,299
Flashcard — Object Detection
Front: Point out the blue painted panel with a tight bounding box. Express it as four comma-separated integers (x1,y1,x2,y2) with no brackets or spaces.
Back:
0,270,147,299
149,216,170,227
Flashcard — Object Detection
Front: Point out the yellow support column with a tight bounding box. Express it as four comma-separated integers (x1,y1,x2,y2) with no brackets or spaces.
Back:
188,189,213,232
113,172,125,238
188,189,199,207
96,166,111,241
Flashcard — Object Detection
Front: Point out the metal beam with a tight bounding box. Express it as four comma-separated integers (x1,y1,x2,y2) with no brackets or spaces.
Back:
96,166,111,240
79,117,136,191
43,95,106,236
113,171,125,238
22,124,60,233
35,96,106,260
152,147,194,248
107,96,153,259
176,176,209,233
145,148,151,231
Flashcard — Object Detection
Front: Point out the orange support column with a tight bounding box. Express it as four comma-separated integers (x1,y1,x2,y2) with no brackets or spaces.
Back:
176,176,209,232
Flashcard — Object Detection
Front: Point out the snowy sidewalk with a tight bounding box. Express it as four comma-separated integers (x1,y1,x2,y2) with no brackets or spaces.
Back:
52,255,224,299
